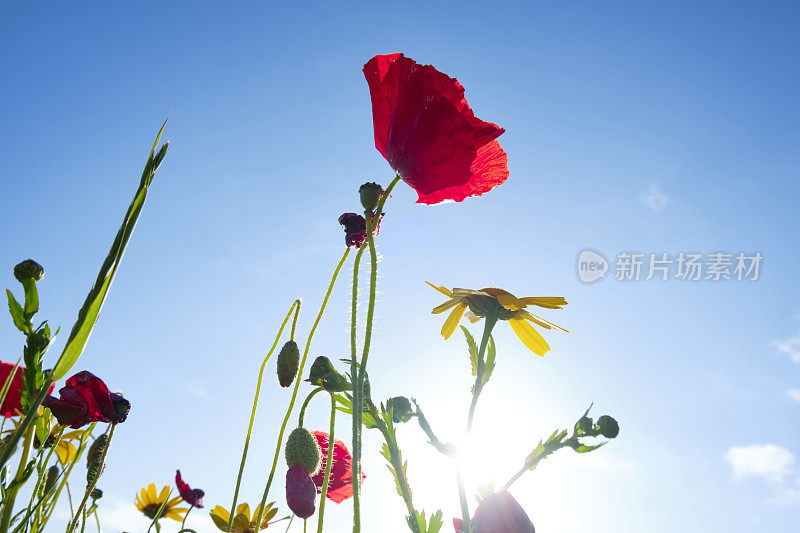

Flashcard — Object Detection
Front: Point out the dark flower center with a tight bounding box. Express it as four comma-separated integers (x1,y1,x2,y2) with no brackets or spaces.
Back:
465,295,516,320
142,503,165,520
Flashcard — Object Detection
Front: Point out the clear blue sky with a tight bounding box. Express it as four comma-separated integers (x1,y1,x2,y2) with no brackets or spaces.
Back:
2,1,799,531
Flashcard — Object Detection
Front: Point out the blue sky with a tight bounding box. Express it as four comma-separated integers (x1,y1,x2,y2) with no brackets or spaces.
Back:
2,1,799,531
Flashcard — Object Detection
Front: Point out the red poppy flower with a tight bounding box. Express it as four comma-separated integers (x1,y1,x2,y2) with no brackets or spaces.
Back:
175,470,204,508
286,463,316,519
338,212,383,249
453,491,535,533
363,53,509,205
42,371,130,429
310,431,363,503
0,361,55,418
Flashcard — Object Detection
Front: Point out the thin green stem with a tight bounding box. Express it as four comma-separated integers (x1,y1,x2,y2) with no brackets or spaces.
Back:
254,248,351,529
466,315,498,432
352,175,401,532
225,299,302,533
298,387,324,427
0,377,54,471
21,426,66,528
181,504,194,531
456,465,471,533
315,394,336,533
67,424,116,533
349,243,366,528
0,415,36,531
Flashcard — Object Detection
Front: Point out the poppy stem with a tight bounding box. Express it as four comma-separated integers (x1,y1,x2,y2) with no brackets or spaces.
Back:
0,416,35,532
352,175,400,532
181,504,194,530
254,248,351,530
20,425,66,526
456,464,472,533
67,423,116,533
316,394,336,533
298,387,324,427
226,299,301,533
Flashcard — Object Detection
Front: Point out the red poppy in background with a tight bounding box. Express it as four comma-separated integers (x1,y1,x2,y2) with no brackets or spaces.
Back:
363,53,509,205
175,470,205,508
42,371,130,428
0,361,54,418
310,431,362,503
453,491,535,533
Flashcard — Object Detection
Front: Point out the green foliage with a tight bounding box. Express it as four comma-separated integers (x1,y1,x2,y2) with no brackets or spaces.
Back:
6,289,28,334
306,356,350,392
407,509,444,533
51,119,169,380
461,325,479,377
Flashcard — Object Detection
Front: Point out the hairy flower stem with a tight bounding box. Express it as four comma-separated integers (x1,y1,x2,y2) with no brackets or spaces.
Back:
226,299,302,532
254,248,351,528
0,419,36,531
20,425,66,527
458,314,498,533
67,423,116,533
298,387,324,427
352,175,401,532
316,394,336,533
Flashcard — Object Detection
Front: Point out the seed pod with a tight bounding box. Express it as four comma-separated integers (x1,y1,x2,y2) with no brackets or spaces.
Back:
359,182,383,212
276,341,300,388
86,434,108,485
43,465,59,495
285,427,321,475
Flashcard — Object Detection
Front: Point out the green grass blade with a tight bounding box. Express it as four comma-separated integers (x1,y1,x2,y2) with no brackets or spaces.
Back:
51,119,169,380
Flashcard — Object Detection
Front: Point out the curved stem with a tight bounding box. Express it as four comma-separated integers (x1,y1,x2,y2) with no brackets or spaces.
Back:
226,299,302,533
181,504,194,531
298,387,324,427
254,248,351,528
67,423,116,533
352,175,400,532
0,416,36,531
316,394,336,533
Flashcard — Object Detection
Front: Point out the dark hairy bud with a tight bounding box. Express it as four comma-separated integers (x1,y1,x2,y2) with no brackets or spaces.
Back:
14,259,44,283
276,341,300,388
595,415,619,439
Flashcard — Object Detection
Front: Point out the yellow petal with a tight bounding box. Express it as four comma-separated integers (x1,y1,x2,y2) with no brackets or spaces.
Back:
518,296,568,309
481,288,523,311
432,298,460,314
508,316,550,356
441,303,467,339
425,281,452,297
517,309,569,332
146,483,157,504
211,506,231,522
157,485,170,503
236,502,251,520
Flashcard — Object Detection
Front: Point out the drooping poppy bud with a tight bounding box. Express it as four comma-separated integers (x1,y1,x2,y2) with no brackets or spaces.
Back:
90,488,103,500
338,213,367,248
286,464,316,519
14,259,44,283
276,341,300,388
285,427,321,475
86,434,108,485
359,182,383,212
595,415,619,439
389,396,414,423
306,356,350,392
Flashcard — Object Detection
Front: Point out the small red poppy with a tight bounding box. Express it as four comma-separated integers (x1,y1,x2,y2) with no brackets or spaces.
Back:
286,463,316,519
42,371,129,429
175,470,204,508
0,361,55,418
453,491,535,533
310,431,363,503
363,53,509,205
338,213,383,249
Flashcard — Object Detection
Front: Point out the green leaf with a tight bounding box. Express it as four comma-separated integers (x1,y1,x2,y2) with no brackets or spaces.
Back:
460,325,479,376
572,442,606,453
21,279,39,320
6,290,28,333
426,510,444,533
51,119,169,380
482,335,496,386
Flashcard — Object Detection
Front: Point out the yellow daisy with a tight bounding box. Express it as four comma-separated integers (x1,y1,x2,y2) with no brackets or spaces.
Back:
427,282,568,356
210,502,280,532
135,483,188,522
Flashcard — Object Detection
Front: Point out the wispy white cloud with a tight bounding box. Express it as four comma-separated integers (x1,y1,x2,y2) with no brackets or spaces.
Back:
725,444,795,484
772,331,800,364
185,381,209,399
639,183,668,212
787,389,800,403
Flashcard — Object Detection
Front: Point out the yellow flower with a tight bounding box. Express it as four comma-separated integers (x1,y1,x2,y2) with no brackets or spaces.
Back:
427,282,568,356
210,502,280,533
135,483,188,522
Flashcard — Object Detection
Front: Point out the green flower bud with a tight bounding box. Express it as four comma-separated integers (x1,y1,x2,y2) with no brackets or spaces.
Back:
285,427,321,475
595,415,619,439
44,465,59,495
86,434,108,485
359,182,383,213
90,488,103,500
389,396,414,423
14,259,44,283
306,356,350,392
276,341,300,388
